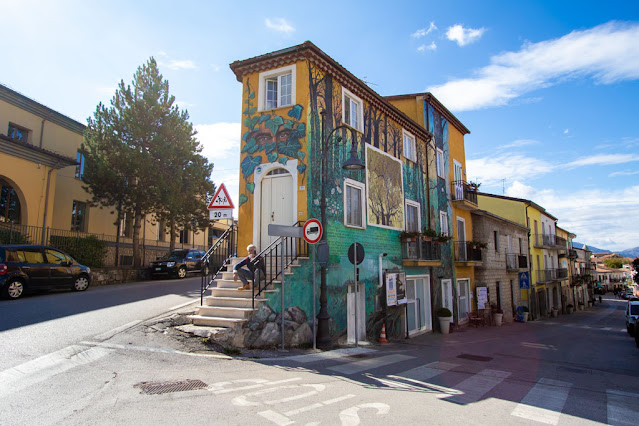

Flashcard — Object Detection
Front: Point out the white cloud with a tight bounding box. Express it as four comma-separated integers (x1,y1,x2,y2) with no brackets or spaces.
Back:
195,122,241,218
498,139,539,149
466,154,555,186
567,153,639,167
563,129,569,134
412,22,437,38
175,100,193,110
210,64,221,72
503,182,639,251
429,22,639,111
609,170,639,177
165,60,197,70
265,18,295,34
446,24,485,46
418,42,437,52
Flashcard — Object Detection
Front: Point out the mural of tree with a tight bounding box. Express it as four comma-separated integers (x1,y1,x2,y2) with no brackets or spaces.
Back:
367,145,404,228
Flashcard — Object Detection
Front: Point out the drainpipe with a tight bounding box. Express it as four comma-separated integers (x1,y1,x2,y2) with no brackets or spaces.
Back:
41,162,59,244
39,117,47,149
525,202,534,320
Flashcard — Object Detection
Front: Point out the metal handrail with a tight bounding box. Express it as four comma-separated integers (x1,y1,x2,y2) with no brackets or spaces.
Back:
250,221,309,310
200,224,237,305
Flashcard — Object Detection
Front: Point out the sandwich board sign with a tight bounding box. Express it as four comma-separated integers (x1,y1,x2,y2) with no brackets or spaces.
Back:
207,183,234,220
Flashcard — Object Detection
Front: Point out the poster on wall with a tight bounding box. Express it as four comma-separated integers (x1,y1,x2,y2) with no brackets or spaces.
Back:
366,145,404,230
477,286,488,309
396,272,407,305
386,273,397,307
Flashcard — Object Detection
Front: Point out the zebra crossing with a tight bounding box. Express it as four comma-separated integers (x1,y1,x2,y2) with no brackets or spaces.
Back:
279,348,639,425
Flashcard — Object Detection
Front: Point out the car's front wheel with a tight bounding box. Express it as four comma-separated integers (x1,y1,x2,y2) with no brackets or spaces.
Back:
72,275,90,292
177,266,187,279
3,279,25,299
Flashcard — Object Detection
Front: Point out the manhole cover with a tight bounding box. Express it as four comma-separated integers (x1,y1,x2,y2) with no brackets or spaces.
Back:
134,379,208,395
457,353,493,362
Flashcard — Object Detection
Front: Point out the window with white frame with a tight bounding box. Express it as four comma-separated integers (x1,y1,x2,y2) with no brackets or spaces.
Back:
344,178,365,229
439,211,449,236
342,88,363,132
458,279,470,318
259,65,295,111
403,130,416,162
436,148,445,178
405,200,420,232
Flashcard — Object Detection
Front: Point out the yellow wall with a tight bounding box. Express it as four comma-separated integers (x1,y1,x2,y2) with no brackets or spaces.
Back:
236,61,311,252
388,97,423,127
477,195,527,226
0,151,57,228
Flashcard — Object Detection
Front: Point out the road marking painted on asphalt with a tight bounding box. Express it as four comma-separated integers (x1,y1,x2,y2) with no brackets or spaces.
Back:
328,354,414,375
607,389,639,426
0,345,112,397
511,378,572,425
169,300,199,311
522,342,558,351
339,403,390,426
601,327,612,331
208,378,301,394
93,320,142,341
396,361,459,381
284,394,355,416
439,369,511,404
257,410,294,426
233,383,325,407
80,340,232,359
286,347,377,363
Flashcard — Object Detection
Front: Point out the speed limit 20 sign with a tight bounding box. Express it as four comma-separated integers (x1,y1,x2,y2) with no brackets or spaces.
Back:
303,219,322,244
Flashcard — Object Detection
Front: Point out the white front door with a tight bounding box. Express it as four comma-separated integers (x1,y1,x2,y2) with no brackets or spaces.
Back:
457,279,470,320
441,279,453,323
406,276,432,335
260,169,294,250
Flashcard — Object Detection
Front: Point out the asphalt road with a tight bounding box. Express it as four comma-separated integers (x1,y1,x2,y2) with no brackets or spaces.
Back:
1,292,638,425
0,275,204,370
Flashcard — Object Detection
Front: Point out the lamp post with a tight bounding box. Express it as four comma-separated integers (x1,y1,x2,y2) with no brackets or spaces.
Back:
316,109,366,349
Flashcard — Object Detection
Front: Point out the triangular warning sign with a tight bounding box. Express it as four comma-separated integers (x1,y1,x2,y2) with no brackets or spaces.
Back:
207,183,235,209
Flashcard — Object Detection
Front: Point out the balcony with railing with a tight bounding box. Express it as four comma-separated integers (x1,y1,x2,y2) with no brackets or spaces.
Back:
555,235,567,249
533,233,563,249
555,268,568,281
402,239,442,266
453,241,482,264
450,181,479,211
536,268,556,283
568,249,577,259
506,253,528,271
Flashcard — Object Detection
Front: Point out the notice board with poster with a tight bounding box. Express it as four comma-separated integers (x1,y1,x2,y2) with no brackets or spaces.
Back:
476,286,488,309
385,272,407,306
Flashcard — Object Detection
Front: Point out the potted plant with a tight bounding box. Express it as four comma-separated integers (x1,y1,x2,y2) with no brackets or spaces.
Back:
551,307,558,317
468,181,481,192
468,240,488,249
578,302,585,311
422,227,438,241
435,233,452,244
492,305,504,326
436,307,453,334
566,304,574,314
400,230,420,243
521,306,529,322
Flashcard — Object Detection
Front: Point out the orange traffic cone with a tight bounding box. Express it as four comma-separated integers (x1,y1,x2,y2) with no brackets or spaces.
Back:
379,324,389,344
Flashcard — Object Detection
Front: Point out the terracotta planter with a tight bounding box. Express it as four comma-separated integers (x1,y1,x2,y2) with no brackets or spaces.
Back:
438,316,452,334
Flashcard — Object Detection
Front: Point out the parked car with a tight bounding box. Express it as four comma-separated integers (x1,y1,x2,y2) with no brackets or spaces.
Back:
626,300,639,337
149,249,208,279
0,244,92,300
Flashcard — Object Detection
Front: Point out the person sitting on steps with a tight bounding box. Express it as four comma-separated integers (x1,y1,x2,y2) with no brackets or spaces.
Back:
233,244,265,291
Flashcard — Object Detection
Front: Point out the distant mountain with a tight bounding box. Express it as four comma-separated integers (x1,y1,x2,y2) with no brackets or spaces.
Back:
572,242,611,253
620,247,639,258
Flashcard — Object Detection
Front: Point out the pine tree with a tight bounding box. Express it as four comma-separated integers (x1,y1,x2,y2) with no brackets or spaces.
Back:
83,58,214,266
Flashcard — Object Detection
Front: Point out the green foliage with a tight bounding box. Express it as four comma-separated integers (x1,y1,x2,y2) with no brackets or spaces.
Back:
49,235,107,268
422,227,438,238
633,258,639,284
0,229,30,244
436,307,452,317
223,347,241,355
83,57,216,259
604,257,624,269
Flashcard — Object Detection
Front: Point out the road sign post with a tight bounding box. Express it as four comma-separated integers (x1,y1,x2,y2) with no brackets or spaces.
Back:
303,218,323,349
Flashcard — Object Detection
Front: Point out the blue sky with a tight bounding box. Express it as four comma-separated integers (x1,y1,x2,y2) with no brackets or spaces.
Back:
2,0,638,251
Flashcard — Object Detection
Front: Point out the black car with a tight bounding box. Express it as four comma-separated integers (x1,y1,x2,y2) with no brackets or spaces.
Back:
0,244,92,300
149,249,208,279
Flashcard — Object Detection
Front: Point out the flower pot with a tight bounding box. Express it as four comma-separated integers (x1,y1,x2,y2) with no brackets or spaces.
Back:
522,312,529,322
494,313,503,326
567,307,573,314
587,301,592,307
551,308,558,318
438,316,452,334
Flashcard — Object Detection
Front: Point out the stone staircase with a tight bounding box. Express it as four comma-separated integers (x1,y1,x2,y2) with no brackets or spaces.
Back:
188,256,305,331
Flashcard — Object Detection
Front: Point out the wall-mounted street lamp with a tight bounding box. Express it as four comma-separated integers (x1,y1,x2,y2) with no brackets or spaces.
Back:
316,109,366,349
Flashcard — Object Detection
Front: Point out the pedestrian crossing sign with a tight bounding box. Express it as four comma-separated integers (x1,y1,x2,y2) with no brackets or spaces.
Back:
207,183,234,209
